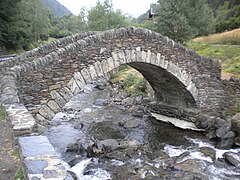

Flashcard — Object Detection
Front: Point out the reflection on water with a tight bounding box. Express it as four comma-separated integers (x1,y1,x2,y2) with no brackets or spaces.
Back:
43,85,240,180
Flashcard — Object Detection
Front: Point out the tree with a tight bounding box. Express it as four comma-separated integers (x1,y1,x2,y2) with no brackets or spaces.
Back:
154,0,215,43
87,0,128,31
215,1,240,32
19,0,51,44
0,0,21,51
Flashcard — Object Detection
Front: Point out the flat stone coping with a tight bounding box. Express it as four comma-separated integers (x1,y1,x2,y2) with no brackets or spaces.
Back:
18,135,68,179
5,104,37,138
151,113,205,131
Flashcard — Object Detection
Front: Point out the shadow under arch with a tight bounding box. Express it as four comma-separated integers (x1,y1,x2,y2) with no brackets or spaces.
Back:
127,62,197,108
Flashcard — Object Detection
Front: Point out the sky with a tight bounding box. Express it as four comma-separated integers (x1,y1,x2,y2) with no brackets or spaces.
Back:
57,0,158,18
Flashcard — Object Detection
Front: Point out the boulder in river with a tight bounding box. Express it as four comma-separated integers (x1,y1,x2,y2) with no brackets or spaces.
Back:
223,152,240,168
217,131,236,149
171,159,209,179
200,146,216,161
87,139,119,157
67,140,86,154
123,118,141,128
93,99,109,106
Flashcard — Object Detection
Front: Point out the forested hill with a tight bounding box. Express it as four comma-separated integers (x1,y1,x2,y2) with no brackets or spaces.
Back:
42,0,72,16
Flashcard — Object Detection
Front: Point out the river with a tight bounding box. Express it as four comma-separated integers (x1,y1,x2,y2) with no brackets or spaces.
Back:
43,80,240,180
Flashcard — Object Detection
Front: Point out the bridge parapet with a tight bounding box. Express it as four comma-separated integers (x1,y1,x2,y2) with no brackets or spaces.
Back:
0,31,96,73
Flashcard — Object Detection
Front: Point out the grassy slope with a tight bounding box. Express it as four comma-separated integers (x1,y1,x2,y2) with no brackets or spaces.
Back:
187,28,240,79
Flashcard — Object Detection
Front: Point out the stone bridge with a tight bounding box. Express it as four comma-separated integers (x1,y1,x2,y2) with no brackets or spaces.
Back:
0,27,240,179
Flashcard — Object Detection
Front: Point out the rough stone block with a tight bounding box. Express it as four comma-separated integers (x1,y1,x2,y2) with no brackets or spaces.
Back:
111,52,120,66
39,104,55,120
50,90,66,108
93,61,104,77
5,104,37,137
59,87,73,102
81,68,92,83
88,65,98,80
49,84,61,91
117,51,126,64
47,100,61,113
130,50,136,62
67,78,81,95
124,50,131,63
73,72,86,89
108,57,117,70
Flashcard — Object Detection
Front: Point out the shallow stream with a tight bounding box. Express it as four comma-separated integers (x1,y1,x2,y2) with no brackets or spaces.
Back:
43,82,240,180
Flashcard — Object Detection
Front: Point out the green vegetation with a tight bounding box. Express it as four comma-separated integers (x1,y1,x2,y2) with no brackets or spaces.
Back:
14,166,24,180
111,65,146,96
87,1,128,31
0,104,5,121
123,74,146,96
194,28,240,45
10,150,24,180
187,41,240,77
153,0,215,43
0,0,239,53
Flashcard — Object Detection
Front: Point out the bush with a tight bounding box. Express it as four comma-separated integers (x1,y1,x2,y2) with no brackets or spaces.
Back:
123,74,146,96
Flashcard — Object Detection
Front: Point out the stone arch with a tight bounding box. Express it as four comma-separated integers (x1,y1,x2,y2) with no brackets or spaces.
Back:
1,26,226,127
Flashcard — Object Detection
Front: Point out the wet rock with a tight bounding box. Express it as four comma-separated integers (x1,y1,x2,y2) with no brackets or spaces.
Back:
93,99,109,106
95,80,108,90
235,136,240,147
63,107,74,113
223,152,240,167
99,139,119,152
88,122,126,140
118,121,125,126
123,119,141,128
134,96,143,105
131,108,145,118
231,113,240,136
195,114,212,129
200,147,216,160
206,130,217,140
123,97,135,106
213,117,228,129
216,126,229,138
150,150,170,162
67,140,86,154
118,139,140,148
83,84,97,92
218,131,236,149
66,171,77,180
73,122,84,129
68,156,84,167
171,159,208,178
86,139,119,157
174,151,191,163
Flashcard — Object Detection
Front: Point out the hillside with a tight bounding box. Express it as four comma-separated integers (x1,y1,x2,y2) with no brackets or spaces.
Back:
42,0,72,17
188,28,240,79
